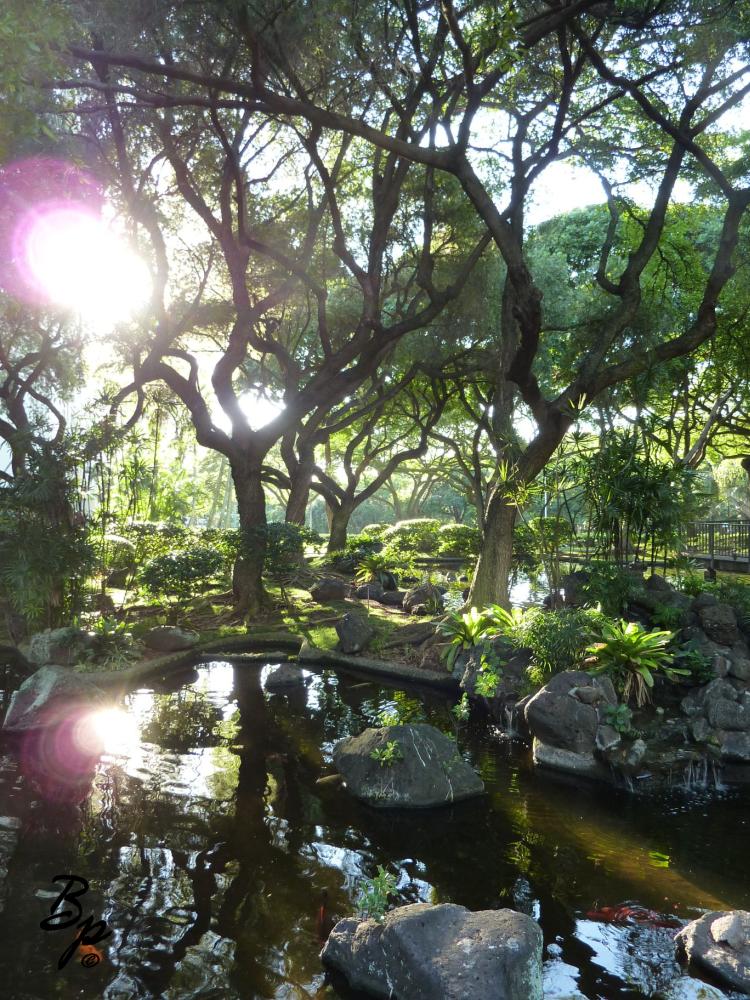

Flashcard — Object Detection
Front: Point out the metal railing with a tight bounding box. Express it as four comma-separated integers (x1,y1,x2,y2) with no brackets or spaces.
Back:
684,521,750,565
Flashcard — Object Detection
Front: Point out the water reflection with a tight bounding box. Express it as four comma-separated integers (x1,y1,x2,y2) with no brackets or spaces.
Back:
0,662,747,998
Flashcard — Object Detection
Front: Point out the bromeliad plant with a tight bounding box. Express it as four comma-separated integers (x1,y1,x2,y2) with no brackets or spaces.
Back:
585,620,689,707
438,606,494,671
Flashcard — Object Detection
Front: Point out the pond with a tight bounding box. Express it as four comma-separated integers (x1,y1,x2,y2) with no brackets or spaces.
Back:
0,661,748,999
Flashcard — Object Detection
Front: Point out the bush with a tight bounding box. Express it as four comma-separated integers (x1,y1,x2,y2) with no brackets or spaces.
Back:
515,606,610,683
140,546,225,597
381,518,441,553
346,532,384,556
437,523,481,557
360,523,389,539
581,562,639,616
586,620,688,706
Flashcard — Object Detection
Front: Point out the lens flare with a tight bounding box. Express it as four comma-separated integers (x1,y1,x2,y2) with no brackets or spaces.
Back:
73,707,140,756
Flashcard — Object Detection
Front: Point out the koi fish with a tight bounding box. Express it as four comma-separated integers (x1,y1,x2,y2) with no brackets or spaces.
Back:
77,942,105,963
316,890,337,943
585,902,681,929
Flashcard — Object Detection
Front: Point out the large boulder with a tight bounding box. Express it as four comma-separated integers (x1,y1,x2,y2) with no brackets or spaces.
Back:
355,582,385,601
675,910,750,995
27,627,94,667
377,590,405,607
2,666,106,732
335,613,374,654
699,603,740,647
562,570,590,607
143,625,199,652
333,723,484,808
720,732,750,763
524,671,610,754
403,584,442,614
321,902,543,1000
310,577,353,603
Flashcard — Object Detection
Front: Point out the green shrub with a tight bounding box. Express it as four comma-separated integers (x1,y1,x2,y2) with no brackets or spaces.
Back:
517,607,610,684
140,546,224,597
356,866,398,921
437,523,481,557
582,562,639,616
586,620,688,706
360,523,389,539
381,518,441,553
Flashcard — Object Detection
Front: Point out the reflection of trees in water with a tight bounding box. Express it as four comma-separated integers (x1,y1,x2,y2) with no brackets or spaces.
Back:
141,687,226,751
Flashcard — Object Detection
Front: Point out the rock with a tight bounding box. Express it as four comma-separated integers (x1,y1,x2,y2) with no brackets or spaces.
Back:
562,570,590,607
332,723,484,808
595,724,621,752
532,739,605,778
310,577,353,603
143,625,199,652
730,658,750,682
2,666,106,732
354,583,385,601
675,910,750,994
265,663,307,690
707,699,750,731
662,979,726,999
606,737,648,776
720,732,750,763
525,672,600,754
321,902,543,1000
645,573,673,592
701,677,739,709
377,590,405,607
419,643,451,672
699,603,740,646
572,684,606,705
689,717,714,743
335,613,374,654
27,627,94,667
692,592,719,612
403,584,443,614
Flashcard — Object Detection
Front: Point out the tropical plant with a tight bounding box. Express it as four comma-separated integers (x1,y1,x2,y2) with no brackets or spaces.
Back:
381,518,441,553
673,644,714,684
650,603,686,630
603,702,635,735
438,606,495,670
452,692,470,722
519,607,609,684
356,553,393,587
437,522,481,557
356,866,398,921
581,562,639,616
585,621,688,706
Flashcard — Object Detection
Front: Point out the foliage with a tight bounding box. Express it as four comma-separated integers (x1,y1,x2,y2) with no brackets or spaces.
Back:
452,692,470,722
586,621,688,707
438,606,494,670
437,523,481,557
356,866,398,922
603,703,635,736
650,603,686,630
370,740,404,767
360,523,389,539
356,553,394,587
581,562,639,616
673,645,714,684
141,689,224,750
519,607,611,685
140,546,224,598
381,518,441,553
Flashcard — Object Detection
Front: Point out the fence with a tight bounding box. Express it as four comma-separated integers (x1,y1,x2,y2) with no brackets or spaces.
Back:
683,521,750,568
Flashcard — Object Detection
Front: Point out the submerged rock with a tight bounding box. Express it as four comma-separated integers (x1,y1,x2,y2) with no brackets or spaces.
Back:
333,723,484,808
265,663,307,690
321,902,543,1000
143,625,199,652
2,666,106,732
675,910,750,994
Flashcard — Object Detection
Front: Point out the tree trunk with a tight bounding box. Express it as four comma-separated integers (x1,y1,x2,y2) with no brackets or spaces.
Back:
285,466,312,525
230,457,269,616
467,492,517,608
327,504,352,553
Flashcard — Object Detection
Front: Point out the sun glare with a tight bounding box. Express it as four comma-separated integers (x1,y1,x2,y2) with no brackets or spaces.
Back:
74,706,141,756
23,207,152,326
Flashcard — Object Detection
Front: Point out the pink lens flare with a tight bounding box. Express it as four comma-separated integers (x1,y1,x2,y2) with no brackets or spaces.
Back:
0,156,104,306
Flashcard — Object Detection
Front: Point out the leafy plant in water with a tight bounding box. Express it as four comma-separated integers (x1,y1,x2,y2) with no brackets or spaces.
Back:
452,692,470,722
356,866,398,921
370,740,404,767
673,644,714,684
586,620,688,707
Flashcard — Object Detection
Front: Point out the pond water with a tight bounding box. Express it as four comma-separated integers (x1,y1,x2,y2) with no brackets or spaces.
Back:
0,661,748,999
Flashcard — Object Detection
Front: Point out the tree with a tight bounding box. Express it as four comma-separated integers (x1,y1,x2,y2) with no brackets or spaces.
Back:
48,1,750,604
48,4,489,614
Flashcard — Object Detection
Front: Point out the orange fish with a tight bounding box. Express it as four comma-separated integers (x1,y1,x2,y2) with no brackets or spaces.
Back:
585,903,680,929
77,942,105,962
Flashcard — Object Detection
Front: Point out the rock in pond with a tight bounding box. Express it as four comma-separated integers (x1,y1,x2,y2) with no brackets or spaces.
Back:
27,627,94,667
143,625,199,652
335,613,374,654
310,577,353,603
321,902,543,1000
675,910,750,995
265,663,307,690
2,666,106,732
333,723,484,808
